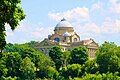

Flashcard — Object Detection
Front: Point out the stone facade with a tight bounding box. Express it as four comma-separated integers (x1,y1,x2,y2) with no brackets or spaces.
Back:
35,18,98,58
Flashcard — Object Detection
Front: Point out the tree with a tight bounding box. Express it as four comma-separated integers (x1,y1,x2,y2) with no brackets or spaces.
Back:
4,43,55,71
0,52,22,78
0,0,25,52
96,42,120,73
37,66,59,79
5,52,22,77
20,57,36,80
4,43,55,79
96,42,117,54
25,41,39,48
83,59,98,74
70,46,88,65
46,66,59,79
79,72,120,80
60,64,82,79
61,51,70,67
49,46,63,70
0,55,8,78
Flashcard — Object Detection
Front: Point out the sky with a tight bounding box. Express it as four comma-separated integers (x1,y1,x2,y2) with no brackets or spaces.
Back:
6,0,120,45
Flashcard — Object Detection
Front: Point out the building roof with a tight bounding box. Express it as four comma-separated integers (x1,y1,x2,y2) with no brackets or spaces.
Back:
81,38,98,46
56,18,73,27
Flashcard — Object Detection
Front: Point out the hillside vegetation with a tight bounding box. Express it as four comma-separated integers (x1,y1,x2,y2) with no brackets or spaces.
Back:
0,42,119,80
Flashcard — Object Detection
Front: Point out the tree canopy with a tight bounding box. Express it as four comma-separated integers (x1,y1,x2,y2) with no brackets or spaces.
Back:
70,46,88,65
0,0,25,52
49,46,63,70
0,41,120,79
96,42,120,73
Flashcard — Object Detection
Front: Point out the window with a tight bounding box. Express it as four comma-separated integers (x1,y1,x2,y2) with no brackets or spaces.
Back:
64,37,67,40
74,38,77,42
54,37,60,42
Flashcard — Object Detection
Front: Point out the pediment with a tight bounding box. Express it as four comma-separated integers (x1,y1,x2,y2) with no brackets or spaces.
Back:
88,41,98,47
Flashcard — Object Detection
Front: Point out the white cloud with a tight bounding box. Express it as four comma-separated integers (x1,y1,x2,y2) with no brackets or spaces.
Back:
116,20,120,32
82,23,101,34
74,17,120,39
30,27,44,38
31,26,54,39
15,23,29,32
101,18,120,34
109,0,120,14
73,22,101,39
6,21,55,43
48,7,90,21
91,2,101,11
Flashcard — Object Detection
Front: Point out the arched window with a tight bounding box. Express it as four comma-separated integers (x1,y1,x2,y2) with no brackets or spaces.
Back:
54,37,60,42
74,38,77,42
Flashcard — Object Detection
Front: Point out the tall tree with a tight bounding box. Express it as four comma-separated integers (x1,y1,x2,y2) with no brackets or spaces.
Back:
0,0,25,52
96,42,120,73
70,46,88,65
49,46,63,70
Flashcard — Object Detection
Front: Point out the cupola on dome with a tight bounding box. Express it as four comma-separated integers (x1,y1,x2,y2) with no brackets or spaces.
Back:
56,18,73,27
63,32,71,36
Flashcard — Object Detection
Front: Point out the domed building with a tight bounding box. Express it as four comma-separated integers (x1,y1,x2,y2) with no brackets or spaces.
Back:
35,18,98,58
49,18,80,43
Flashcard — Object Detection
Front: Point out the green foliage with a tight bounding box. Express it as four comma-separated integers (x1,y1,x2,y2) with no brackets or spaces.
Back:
49,46,63,70
79,72,120,80
97,42,117,54
70,46,88,65
1,41,120,79
61,51,71,67
3,43,55,79
5,44,55,69
60,64,82,79
96,42,120,73
5,52,22,77
1,76,17,80
0,31,6,52
37,66,59,79
0,56,8,77
0,52,22,77
0,0,25,51
25,41,39,48
83,59,98,74
46,66,59,79
20,57,35,80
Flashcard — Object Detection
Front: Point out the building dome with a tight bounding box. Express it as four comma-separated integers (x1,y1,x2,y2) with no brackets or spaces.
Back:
56,18,73,27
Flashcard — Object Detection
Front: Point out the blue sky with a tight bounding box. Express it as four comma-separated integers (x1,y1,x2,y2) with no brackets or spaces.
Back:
6,0,120,45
